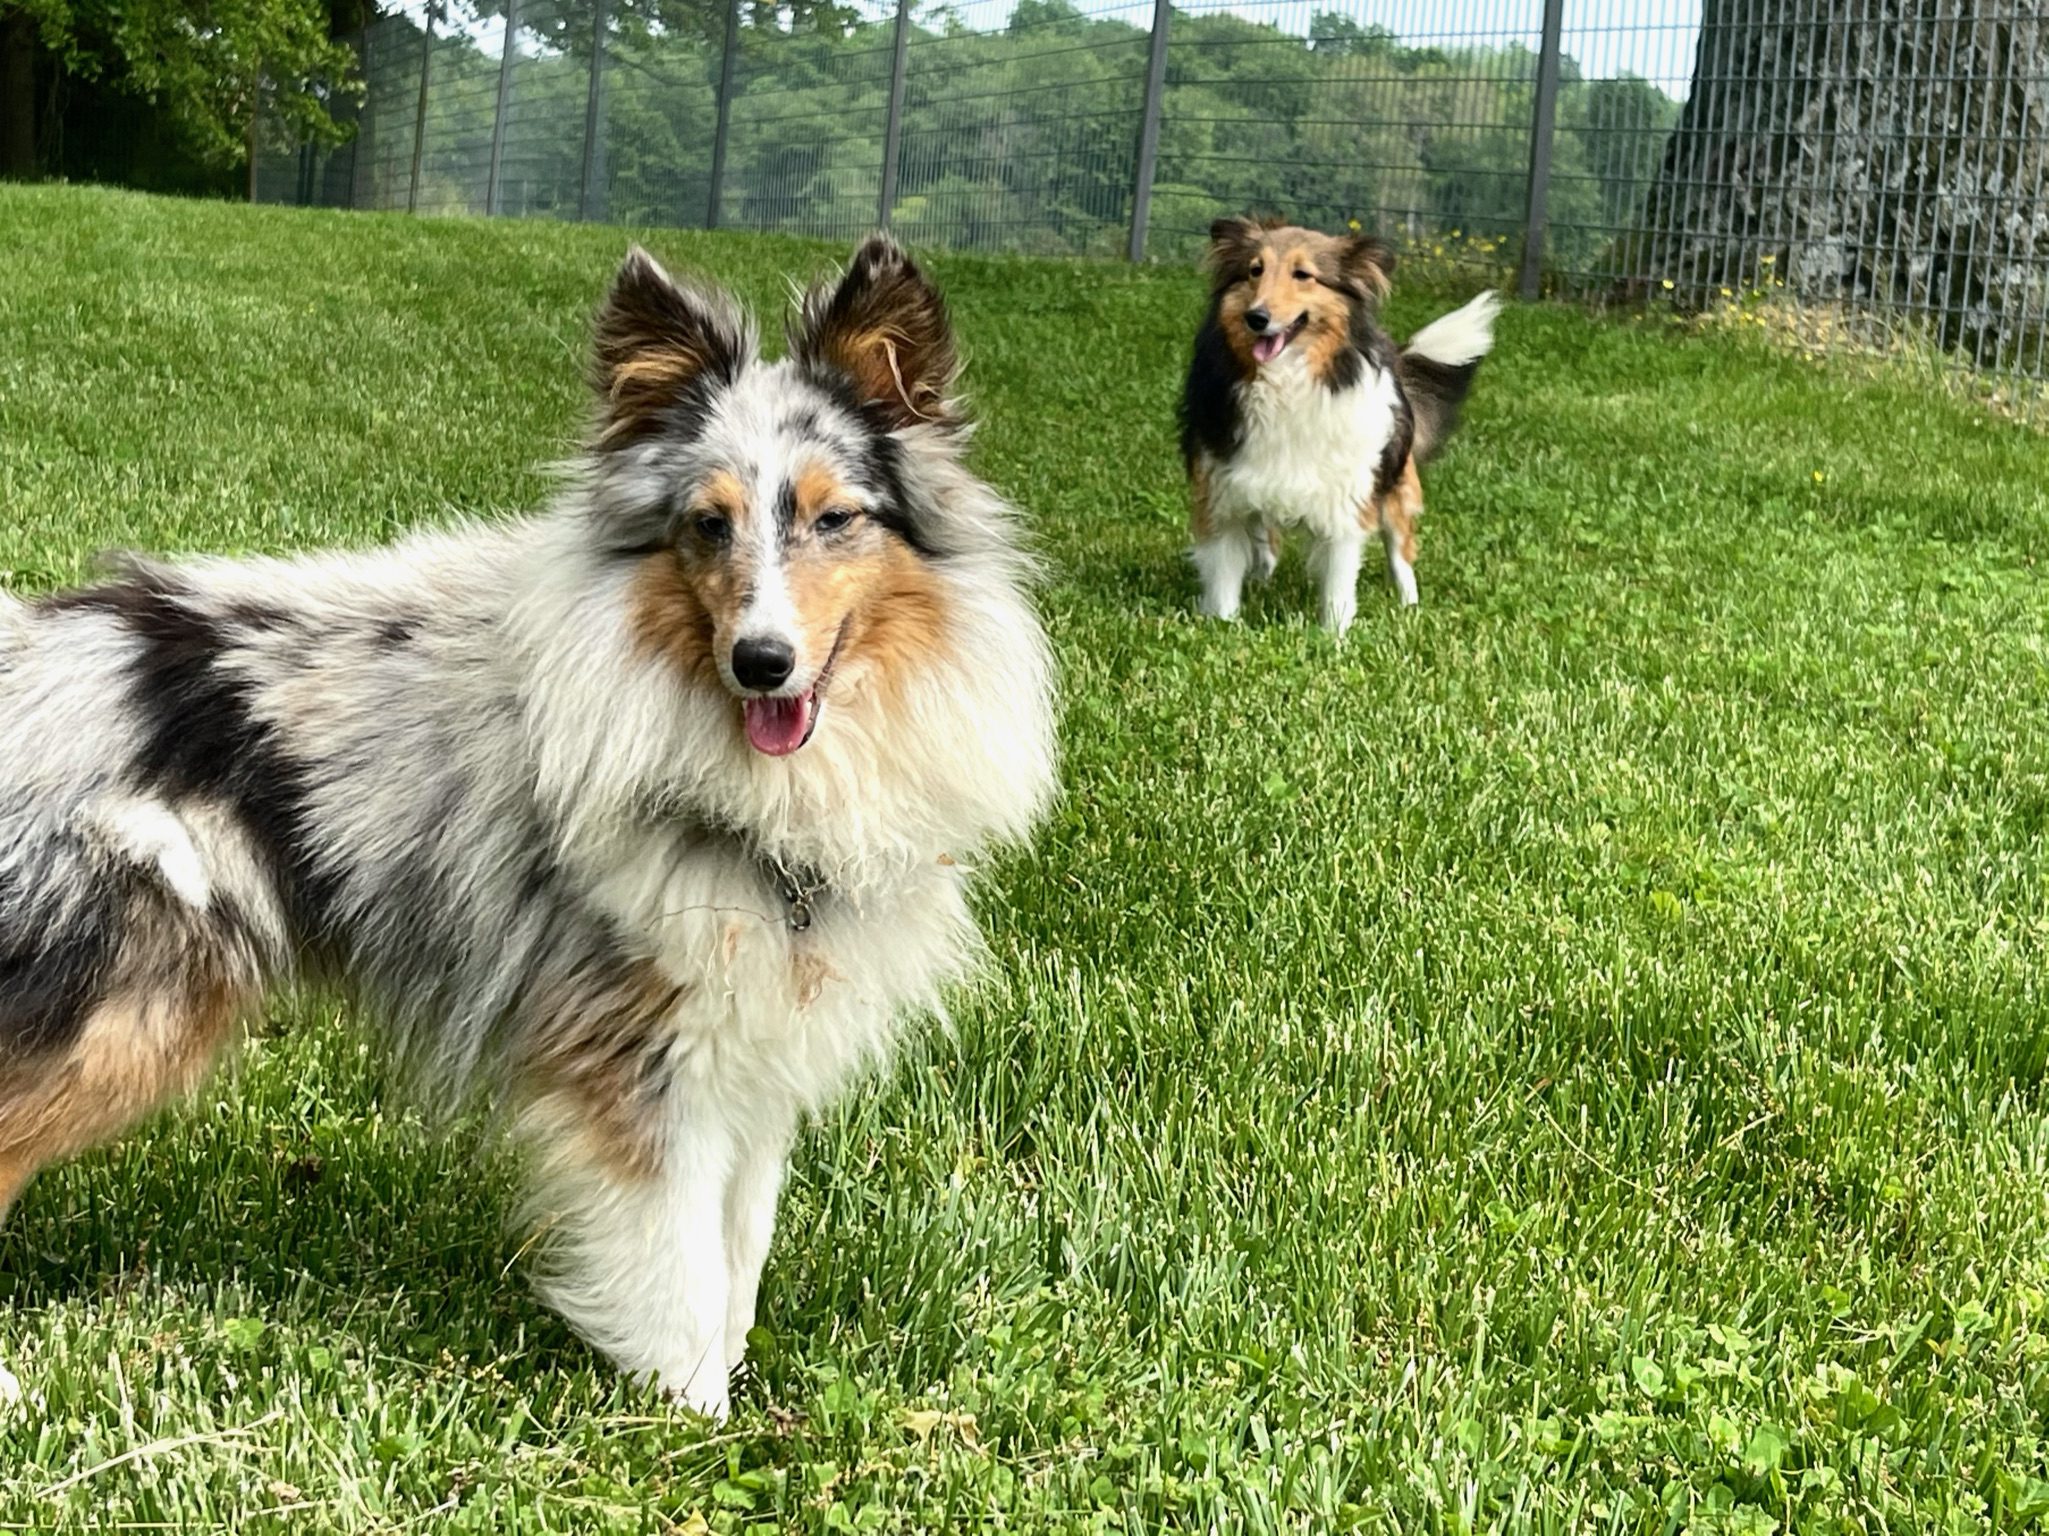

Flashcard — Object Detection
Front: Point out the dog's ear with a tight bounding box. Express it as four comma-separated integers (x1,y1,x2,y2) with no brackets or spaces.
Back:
1206,215,1264,281
792,235,960,433
590,247,748,449
1337,233,1396,302
1209,214,1260,248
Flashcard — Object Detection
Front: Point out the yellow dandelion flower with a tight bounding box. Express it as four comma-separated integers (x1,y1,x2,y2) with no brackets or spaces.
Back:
1661,278,1675,291
1347,219,1361,231
1760,253,1776,264
1811,470,1825,483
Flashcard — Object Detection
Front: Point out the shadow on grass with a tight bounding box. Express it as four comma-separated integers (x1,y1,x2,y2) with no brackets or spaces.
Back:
0,1096,588,1375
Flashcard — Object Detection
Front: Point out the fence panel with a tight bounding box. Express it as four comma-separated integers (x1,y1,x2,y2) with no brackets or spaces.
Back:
412,6,502,215
257,0,2049,384
888,0,1155,257
1150,0,1545,269
1600,1,2049,380
715,5,899,243
488,0,594,220
594,4,718,230
350,13,421,211
1544,0,1695,296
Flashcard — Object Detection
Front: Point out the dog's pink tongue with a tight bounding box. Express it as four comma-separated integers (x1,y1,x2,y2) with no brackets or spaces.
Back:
743,692,815,756
1253,331,1285,364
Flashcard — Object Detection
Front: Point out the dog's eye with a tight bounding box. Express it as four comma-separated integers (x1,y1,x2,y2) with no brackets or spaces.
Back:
1248,261,1264,278
691,513,732,545
1293,268,1312,282
814,507,859,536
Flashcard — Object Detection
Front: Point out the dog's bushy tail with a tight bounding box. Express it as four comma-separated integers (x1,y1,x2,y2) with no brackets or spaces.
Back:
1400,291,1500,463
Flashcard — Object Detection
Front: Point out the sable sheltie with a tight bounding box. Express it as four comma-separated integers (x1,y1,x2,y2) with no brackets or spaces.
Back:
0,237,1056,1416
1180,216,1500,629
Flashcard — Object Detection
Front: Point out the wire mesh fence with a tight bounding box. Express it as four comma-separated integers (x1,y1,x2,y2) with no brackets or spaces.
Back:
259,0,2049,383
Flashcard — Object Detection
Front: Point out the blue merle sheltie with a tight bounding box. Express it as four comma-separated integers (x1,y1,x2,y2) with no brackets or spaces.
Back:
0,236,1057,1416
1180,216,1500,629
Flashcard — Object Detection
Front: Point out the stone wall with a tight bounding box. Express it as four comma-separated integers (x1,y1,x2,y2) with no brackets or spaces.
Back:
1630,3,2048,369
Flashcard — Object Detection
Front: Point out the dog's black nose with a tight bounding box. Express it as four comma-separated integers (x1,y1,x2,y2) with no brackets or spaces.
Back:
732,636,796,692
1244,306,1270,334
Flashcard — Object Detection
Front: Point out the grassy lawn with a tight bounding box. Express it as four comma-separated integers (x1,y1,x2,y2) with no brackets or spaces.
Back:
3,183,2049,1533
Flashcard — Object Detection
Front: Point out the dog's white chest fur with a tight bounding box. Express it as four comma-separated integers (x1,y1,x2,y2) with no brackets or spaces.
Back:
1207,351,1398,537
579,829,973,1110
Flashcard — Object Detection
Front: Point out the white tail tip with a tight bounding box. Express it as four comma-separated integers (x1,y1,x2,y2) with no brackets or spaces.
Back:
1405,290,1501,368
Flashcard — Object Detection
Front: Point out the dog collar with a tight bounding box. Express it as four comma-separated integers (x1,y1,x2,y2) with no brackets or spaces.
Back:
654,807,833,933
767,855,828,933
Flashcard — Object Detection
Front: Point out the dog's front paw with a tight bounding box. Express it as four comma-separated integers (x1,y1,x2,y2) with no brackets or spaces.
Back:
646,1359,732,1423
669,1381,731,1423
724,1313,757,1373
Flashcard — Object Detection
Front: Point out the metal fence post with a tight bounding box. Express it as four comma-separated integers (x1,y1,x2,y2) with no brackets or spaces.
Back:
486,0,519,216
579,0,609,221
407,2,436,214
1127,0,1171,263
1516,0,1565,301
706,0,740,228
878,0,913,229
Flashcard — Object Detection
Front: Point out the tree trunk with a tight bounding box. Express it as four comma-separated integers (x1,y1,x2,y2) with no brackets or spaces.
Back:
1634,1,2049,368
1,10,38,178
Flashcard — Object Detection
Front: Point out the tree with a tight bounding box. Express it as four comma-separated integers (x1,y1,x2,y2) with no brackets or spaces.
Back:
1632,2,2049,365
463,0,864,61
0,0,358,181
2,8,35,176
1578,74,1677,230
1307,12,1393,60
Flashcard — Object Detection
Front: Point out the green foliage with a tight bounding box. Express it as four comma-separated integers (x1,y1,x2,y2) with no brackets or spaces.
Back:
5,185,2049,1531
346,0,1677,265
5,0,359,165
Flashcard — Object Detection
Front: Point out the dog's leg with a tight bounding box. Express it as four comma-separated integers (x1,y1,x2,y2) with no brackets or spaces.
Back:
528,1108,738,1420
1380,459,1423,608
1310,527,1367,635
0,815,257,1417
1189,463,1254,621
722,1116,794,1372
518,961,753,1416
646,1120,737,1416
1193,524,1256,621
1249,524,1281,584
0,959,246,1415
1382,527,1418,607
0,1156,29,1225
0,1156,25,1406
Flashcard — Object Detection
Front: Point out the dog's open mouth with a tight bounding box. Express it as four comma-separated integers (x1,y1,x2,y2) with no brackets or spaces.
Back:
742,692,816,756
740,622,848,757
1252,314,1308,365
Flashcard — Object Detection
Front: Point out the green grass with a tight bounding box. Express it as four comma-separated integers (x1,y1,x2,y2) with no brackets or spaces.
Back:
3,184,2049,1534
